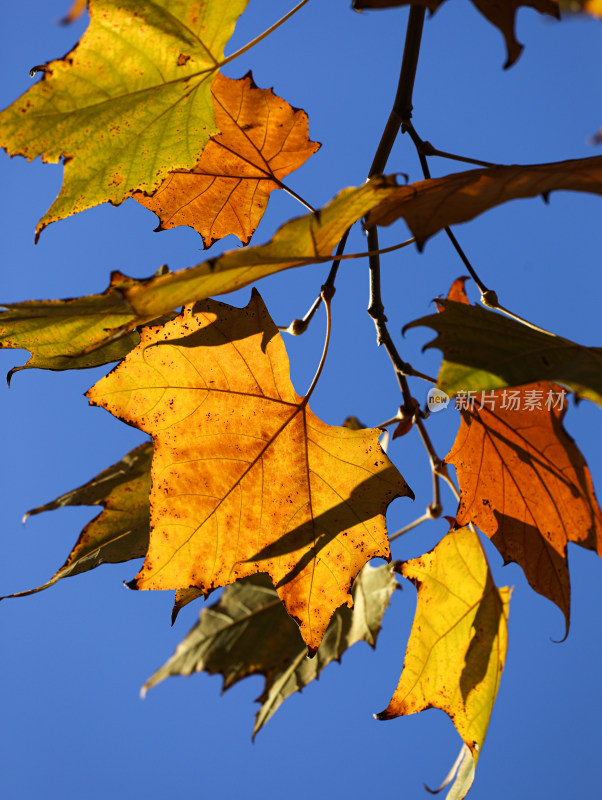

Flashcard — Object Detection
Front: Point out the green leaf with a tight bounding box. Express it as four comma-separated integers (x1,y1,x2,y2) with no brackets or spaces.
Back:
0,0,248,238
405,300,602,406
2,442,152,599
142,562,398,737
0,273,141,380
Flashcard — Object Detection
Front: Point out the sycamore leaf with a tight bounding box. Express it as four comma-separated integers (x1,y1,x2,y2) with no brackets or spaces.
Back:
2,443,152,599
0,0,248,238
143,562,398,735
352,0,559,67
172,586,205,623
366,156,602,248
2,179,397,369
376,527,510,800
114,176,398,322
87,290,411,651
134,72,320,248
446,382,602,633
0,273,143,380
405,300,602,406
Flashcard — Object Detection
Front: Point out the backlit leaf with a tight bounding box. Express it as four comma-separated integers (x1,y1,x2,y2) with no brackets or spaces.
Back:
2,442,151,599
405,300,602,406
87,290,411,651
446,383,602,632
352,0,559,67
376,526,510,800
134,72,319,247
1,178,397,368
0,273,141,380
366,156,602,248
0,0,248,238
116,176,398,322
143,562,398,736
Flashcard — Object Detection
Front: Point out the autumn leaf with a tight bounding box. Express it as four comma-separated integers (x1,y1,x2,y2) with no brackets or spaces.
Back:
87,290,411,651
117,176,398,322
2,443,152,599
366,155,602,248
143,562,398,735
0,0,249,238
3,179,397,367
0,273,142,380
352,0,559,67
446,383,602,633
405,300,602,406
377,526,510,800
134,72,319,248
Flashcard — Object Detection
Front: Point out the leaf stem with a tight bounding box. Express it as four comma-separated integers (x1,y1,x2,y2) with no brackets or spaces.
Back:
220,0,311,67
304,285,335,401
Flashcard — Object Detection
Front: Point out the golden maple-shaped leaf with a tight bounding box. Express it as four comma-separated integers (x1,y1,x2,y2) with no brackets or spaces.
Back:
0,0,248,238
87,290,411,651
134,72,320,248
352,0,559,67
377,526,510,799
366,155,602,248
446,383,602,633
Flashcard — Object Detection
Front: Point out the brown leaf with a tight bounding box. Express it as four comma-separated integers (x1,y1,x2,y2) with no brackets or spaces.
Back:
446,382,602,633
366,155,602,248
87,290,411,652
134,73,319,247
436,276,470,311
353,0,558,67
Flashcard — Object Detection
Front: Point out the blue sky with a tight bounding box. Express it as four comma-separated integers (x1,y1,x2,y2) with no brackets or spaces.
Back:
1,2,601,798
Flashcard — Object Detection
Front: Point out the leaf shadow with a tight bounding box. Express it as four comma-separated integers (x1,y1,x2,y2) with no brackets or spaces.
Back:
245,468,413,588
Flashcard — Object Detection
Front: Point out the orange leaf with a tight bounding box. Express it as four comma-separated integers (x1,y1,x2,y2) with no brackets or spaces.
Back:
87,290,411,652
366,155,602,248
446,382,602,633
353,0,559,67
134,73,319,248
436,276,470,311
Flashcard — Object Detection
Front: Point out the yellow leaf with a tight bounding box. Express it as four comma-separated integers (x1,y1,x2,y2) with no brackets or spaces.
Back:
0,0,248,238
87,290,411,651
377,527,510,795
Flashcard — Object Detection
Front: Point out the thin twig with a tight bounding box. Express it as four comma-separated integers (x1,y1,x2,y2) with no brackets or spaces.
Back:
402,120,491,296
369,6,426,178
417,140,500,169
